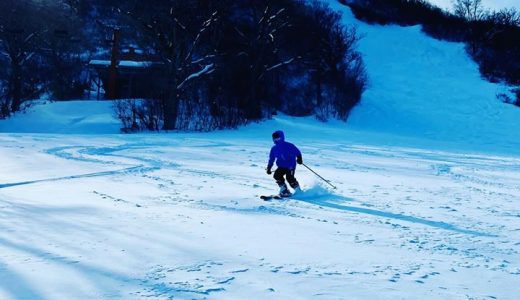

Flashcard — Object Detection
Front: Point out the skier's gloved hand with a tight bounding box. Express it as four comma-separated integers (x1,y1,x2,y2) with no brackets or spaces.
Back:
297,155,303,165
266,168,272,175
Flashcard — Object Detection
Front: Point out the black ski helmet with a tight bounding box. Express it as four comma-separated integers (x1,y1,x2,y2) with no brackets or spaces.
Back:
272,130,285,143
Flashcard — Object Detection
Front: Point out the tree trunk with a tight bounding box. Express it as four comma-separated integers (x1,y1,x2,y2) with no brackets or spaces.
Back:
163,71,179,130
10,61,22,113
163,94,178,130
316,71,323,107
250,71,257,119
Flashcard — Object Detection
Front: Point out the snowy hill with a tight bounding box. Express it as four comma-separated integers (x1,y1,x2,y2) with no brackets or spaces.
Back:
0,100,120,134
323,0,520,155
1,1,520,300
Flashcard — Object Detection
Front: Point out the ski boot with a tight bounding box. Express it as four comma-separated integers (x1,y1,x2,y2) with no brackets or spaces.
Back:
292,185,302,195
279,184,292,198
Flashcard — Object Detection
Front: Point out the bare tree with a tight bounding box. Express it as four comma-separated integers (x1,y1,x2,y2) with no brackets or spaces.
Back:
0,0,40,115
123,0,219,130
233,3,295,119
44,4,85,100
0,0,76,116
453,0,486,22
104,0,368,130
490,8,520,27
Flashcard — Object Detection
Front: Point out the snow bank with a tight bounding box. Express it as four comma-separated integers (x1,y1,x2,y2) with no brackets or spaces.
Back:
0,101,120,134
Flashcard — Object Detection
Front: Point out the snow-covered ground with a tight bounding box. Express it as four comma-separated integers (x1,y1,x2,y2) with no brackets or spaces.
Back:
1,1,520,299
1,118,520,299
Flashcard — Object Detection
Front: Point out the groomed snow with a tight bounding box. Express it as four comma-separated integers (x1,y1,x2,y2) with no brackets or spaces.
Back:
1,118,520,299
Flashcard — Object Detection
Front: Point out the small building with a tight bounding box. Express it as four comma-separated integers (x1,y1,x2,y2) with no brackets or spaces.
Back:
88,29,164,100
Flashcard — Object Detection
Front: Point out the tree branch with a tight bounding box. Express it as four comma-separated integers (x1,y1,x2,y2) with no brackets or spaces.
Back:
177,63,215,89
183,11,218,66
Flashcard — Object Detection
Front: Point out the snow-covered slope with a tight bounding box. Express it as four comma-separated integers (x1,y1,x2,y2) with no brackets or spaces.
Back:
322,0,520,154
0,100,120,134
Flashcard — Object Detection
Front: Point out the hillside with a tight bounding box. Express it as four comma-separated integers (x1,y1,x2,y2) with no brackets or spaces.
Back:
324,0,520,154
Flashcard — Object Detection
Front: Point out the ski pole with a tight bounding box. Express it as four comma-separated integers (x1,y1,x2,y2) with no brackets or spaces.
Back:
302,163,337,189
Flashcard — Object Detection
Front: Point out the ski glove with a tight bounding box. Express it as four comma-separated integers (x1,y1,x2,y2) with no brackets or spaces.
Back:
266,168,272,175
297,155,303,165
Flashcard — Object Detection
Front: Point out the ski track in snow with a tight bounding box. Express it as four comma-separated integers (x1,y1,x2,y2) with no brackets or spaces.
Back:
1,133,519,299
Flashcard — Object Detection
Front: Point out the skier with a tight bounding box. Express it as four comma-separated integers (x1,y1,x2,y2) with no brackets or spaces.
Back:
266,130,303,197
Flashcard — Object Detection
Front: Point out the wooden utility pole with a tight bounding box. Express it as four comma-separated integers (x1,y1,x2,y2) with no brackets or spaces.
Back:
107,28,121,99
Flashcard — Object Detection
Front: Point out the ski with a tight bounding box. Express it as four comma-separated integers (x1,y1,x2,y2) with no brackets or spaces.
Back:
260,194,292,201
260,195,282,200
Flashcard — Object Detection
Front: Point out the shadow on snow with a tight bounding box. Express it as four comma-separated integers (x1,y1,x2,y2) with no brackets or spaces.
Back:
297,196,495,237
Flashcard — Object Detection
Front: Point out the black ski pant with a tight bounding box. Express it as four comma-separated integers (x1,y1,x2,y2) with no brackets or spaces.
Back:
273,167,299,188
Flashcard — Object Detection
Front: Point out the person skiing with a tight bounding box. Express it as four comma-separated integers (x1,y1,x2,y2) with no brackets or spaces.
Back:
266,130,303,197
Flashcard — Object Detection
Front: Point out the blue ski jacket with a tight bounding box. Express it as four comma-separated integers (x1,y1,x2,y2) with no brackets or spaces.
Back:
267,130,302,170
